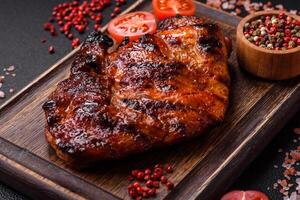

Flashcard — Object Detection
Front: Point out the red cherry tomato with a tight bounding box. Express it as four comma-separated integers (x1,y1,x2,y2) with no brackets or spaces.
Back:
152,0,196,20
221,190,269,200
107,11,157,43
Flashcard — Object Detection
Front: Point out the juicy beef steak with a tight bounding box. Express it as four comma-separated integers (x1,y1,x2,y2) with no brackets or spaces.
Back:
43,16,231,166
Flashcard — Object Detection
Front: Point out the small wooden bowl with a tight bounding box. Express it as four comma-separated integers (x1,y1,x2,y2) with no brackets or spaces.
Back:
236,11,300,80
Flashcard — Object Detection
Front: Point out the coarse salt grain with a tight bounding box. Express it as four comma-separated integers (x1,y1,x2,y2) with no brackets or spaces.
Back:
275,4,284,10
290,10,297,15
0,65,17,99
289,191,298,200
0,90,5,99
290,151,300,161
222,2,229,9
6,65,15,72
279,179,288,187
296,178,300,185
279,148,283,153
283,191,289,196
271,128,300,199
294,128,300,135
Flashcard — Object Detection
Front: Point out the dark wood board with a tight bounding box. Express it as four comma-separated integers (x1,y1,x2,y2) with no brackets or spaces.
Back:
0,1,299,200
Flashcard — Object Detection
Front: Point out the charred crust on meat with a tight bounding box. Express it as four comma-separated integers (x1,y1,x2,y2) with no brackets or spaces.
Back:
42,100,56,110
122,98,141,110
47,114,60,125
158,15,205,30
194,23,219,33
116,123,136,133
122,98,178,116
135,35,158,52
85,31,113,47
119,36,130,47
169,119,186,134
98,113,115,129
157,84,177,92
198,36,222,53
120,61,183,87
167,37,181,45
85,54,99,69
81,101,99,113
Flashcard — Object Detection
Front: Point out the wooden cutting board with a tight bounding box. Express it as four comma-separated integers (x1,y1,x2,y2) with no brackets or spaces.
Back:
0,1,299,199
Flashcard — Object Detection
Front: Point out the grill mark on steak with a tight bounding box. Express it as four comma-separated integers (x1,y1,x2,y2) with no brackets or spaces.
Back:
119,36,130,47
158,15,205,30
42,100,56,110
198,36,222,53
71,32,113,74
120,61,183,85
86,31,114,47
194,23,219,33
121,98,179,117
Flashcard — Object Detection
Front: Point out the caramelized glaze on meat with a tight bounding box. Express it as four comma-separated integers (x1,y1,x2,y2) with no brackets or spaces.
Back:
43,16,230,167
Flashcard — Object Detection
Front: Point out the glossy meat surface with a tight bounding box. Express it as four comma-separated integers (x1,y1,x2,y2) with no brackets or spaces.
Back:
43,16,230,166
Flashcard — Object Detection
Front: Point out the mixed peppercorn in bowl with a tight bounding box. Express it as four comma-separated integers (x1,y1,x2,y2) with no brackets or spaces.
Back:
243,12,300,50
236,10,300,80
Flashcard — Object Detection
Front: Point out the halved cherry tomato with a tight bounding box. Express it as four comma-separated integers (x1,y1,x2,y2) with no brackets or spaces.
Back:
107,11,157,43
221,190,269,200
152,0,196,20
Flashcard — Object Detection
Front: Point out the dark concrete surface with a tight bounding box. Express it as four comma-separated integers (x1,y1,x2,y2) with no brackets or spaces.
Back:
0,0,299,199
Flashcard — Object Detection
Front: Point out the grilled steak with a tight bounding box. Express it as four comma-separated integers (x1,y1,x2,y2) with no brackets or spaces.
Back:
43,16,231,167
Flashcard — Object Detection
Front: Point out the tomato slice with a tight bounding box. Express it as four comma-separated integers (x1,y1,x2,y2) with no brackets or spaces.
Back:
152,0,196,20
107,11,157,43
221,190,269,200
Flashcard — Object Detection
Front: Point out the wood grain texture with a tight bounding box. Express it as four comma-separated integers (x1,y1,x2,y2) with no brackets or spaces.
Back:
237,11,300,80
0,1,299,200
